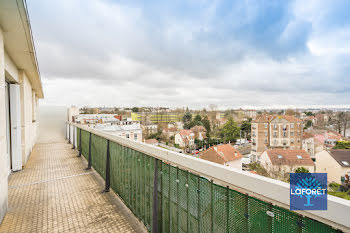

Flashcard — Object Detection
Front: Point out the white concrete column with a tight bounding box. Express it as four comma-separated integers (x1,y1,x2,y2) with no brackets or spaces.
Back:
0,25,9,224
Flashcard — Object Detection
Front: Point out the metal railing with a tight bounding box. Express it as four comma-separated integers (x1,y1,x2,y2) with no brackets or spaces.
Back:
66,122,349,233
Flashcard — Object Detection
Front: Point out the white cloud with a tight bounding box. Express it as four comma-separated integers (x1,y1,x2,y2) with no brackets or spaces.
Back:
28,0,350,108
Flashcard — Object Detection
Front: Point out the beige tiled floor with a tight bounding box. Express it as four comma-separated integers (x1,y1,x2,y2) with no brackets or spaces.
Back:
0,141,147,233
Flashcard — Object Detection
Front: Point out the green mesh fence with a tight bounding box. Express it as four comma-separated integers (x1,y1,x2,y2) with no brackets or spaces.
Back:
76,126,343,233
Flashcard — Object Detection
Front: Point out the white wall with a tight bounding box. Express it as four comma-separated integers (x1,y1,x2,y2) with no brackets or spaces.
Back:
0,25,9,225
225,158,242,170
316,150,350,183
19,71,37,164
0,25,40,223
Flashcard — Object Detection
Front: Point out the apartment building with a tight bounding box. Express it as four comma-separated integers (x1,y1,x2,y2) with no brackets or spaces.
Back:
0,0,43,223
94,123,142,142
131,112,182,123
251,115,303,160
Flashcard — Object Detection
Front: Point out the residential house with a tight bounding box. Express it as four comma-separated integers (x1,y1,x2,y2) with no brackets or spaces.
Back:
199,144,243,170
314,131,342,148
191,125,207,141
0,0,43,223
145,139,159,146
175,130,195,148
302,133,324,160
251,115,303,161
316,150,350,184
260,149,315,180
141,122,158,136
162,127,177,139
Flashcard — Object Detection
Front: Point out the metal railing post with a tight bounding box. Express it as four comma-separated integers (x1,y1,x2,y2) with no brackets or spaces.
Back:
226,186,230,233
86,132,92,170
197,177,201,233
68,123,71,144
211,180,214,233
78,128,82,157
102,140,110,193
72,125,75,149
152,158,159,233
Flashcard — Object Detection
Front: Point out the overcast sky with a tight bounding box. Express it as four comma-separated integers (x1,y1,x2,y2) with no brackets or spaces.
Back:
27,0,350,109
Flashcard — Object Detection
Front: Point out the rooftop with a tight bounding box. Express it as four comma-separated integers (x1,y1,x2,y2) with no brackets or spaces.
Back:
264,149,315,166
330,150,350,167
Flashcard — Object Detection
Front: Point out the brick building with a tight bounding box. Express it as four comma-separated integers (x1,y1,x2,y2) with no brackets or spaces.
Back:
251,115,303,161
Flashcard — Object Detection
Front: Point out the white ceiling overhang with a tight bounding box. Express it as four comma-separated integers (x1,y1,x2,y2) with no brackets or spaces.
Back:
0,0,44,98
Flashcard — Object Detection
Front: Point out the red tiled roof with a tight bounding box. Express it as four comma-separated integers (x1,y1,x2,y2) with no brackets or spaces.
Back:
191,125,207,133
145,139,158,144
264,149,314,166
200,144,242,165
179,130,193,136
302,133,314,139
270,115,302,123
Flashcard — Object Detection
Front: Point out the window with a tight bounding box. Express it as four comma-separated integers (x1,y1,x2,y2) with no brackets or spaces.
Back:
264,132,268,136
273,132,277,137
126,134,130,138
264,139,268,143
278,155,283,159
290,132,294,136
264,123,268,128
134,134,138,140
283,132,287,137
274,124,277,129
291,123,294,129
291,139,294,144
342,161,349,166
297,155,303,159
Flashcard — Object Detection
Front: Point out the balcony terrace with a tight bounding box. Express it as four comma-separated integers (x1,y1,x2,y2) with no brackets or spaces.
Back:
0,114,349,233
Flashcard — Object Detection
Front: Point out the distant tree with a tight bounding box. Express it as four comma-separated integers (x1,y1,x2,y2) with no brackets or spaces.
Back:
194,114,202,122
92,108,100,114
295,167,310,173
182,111,192,129
202,116,211,133
335,112,348,136
285,109,295,116
305,111,314,116
304,120,313,129
220,117,240,142
240,120,251,139
132,107,139,112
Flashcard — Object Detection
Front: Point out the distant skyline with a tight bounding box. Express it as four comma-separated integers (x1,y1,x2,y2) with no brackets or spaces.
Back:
28,0,350,108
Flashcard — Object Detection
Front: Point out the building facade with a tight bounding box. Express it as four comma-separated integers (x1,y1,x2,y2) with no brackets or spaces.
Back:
316,150,350,184
199,144,243,170
302,133,324,160
94,123,142,142
260,149,315,180
0,0,43,223
251,115,303,160
175,130,195,148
